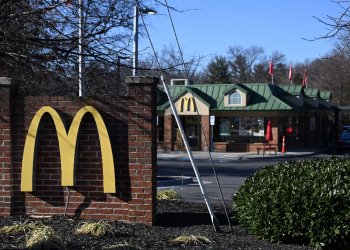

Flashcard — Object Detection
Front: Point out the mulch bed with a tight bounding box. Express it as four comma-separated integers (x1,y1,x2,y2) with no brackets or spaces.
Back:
0,200,310,249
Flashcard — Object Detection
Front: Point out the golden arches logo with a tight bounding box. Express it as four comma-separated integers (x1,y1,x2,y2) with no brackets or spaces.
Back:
178,97,196,112
21,106,116,193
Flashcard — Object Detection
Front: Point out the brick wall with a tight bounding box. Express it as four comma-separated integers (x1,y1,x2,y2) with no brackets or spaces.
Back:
0,78,12,216
0,76,158,225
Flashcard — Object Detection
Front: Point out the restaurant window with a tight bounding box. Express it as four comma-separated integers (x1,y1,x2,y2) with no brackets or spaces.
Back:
214,116,265,143
229,91,241,105
279,116,301,142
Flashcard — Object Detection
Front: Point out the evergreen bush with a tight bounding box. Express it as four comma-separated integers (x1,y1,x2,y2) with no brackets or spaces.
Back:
233,157,350,249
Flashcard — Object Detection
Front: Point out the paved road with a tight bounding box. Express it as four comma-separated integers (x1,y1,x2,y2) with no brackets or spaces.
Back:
157,152,346,205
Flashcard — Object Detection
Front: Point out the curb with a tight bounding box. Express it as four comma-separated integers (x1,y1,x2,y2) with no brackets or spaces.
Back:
157,147,334,162
157,176,193,187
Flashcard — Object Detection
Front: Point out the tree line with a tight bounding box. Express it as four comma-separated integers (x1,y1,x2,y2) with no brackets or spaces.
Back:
0,0,349,106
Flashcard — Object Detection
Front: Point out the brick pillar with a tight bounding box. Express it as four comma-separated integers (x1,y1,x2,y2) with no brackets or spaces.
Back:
0,78,13,216
164,114,174,151
125,76,158,225
201,115,210,151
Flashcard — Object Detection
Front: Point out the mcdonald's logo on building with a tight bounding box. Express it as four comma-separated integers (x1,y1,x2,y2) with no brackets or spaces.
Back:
21,106,116,193
178,97,197,112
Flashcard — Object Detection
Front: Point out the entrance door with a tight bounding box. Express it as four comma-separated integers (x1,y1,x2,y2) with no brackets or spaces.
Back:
181,116,200,150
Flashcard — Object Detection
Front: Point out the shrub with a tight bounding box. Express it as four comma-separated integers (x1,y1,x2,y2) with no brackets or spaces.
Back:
157,189,181,201
233,157,350,249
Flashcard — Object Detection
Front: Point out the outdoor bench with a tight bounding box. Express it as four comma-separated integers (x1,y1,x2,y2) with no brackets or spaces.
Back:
256,145,277,155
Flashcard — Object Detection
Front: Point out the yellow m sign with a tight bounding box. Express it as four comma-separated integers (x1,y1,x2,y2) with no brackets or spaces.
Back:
21,106,116,193
178,97,196,112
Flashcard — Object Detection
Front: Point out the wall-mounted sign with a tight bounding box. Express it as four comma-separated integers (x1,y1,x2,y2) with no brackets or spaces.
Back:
210,115,215,125
178,97,196,112
21,106,116,193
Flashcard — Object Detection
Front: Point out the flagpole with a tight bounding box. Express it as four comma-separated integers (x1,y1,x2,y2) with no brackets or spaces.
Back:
269,60,274,84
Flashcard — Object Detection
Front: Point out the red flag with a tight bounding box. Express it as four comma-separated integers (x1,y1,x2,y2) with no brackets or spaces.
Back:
269,61,274,76
302,69,308,88
288,64,293,81
265,120,273,142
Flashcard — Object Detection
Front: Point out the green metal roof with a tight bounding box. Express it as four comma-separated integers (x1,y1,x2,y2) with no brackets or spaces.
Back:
304,88,320,98
222,83,249,95
157,83,335,112
320,90,332,100
279,85,303,96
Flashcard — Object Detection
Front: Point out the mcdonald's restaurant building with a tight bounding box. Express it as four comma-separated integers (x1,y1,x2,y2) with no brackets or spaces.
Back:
157,82,338,153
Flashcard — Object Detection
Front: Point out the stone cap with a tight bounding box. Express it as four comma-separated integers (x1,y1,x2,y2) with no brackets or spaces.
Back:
0,77,12,86
125,76,159,86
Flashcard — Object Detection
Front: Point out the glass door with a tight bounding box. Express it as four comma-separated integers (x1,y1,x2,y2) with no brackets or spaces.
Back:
181,116,200,150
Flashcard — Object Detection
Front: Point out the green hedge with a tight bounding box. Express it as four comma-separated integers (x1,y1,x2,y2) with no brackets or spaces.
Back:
233,157,350,249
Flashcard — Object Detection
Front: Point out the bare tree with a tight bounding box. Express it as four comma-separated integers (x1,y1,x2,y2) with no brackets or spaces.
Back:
0,0,156,95
310,53,350,105
314,0,350,40
140,44,205,84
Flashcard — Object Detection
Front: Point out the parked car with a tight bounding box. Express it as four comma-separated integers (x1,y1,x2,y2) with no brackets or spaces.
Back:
343,125,350,132
338,131,350,151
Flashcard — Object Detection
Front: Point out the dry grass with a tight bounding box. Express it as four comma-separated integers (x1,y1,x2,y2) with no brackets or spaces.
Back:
170,235,212,245
75,221,111,238
26,225,64,250
103,241,141,250
0,220,37,235
156,189,181,201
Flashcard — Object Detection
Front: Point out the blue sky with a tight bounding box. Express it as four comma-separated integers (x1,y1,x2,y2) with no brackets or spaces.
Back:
140,0,342,68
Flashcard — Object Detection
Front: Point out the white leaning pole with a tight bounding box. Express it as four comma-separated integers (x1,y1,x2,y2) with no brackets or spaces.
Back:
78,0,84,97
160,76,221,232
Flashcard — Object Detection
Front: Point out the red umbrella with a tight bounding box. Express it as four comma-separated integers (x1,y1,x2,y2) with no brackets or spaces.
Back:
265,120,273,142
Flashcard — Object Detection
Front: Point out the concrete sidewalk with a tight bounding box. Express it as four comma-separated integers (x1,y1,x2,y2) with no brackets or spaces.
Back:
157,145,335,161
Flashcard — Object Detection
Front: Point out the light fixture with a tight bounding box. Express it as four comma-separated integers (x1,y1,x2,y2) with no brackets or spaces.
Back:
132,5,157,76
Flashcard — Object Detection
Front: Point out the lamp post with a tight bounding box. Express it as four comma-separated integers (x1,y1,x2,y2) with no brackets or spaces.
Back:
132,5,156,76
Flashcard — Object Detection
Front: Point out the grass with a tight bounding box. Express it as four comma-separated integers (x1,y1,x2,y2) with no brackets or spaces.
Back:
26,225,64,250
75,221,111,238
156,189,181,201
0,220,38,234
103,241,141,250
170,235,212,245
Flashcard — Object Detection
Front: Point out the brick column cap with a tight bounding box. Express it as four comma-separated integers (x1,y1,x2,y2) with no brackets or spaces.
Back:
0,77,12,86
125,76,159,86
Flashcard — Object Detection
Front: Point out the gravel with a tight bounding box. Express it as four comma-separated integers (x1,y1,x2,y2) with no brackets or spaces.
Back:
0,200,311,249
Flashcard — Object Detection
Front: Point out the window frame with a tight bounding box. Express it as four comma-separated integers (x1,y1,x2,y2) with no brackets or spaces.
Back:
228,91,242,105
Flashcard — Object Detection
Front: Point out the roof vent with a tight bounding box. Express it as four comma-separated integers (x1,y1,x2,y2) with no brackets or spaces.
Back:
170,79,192,86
